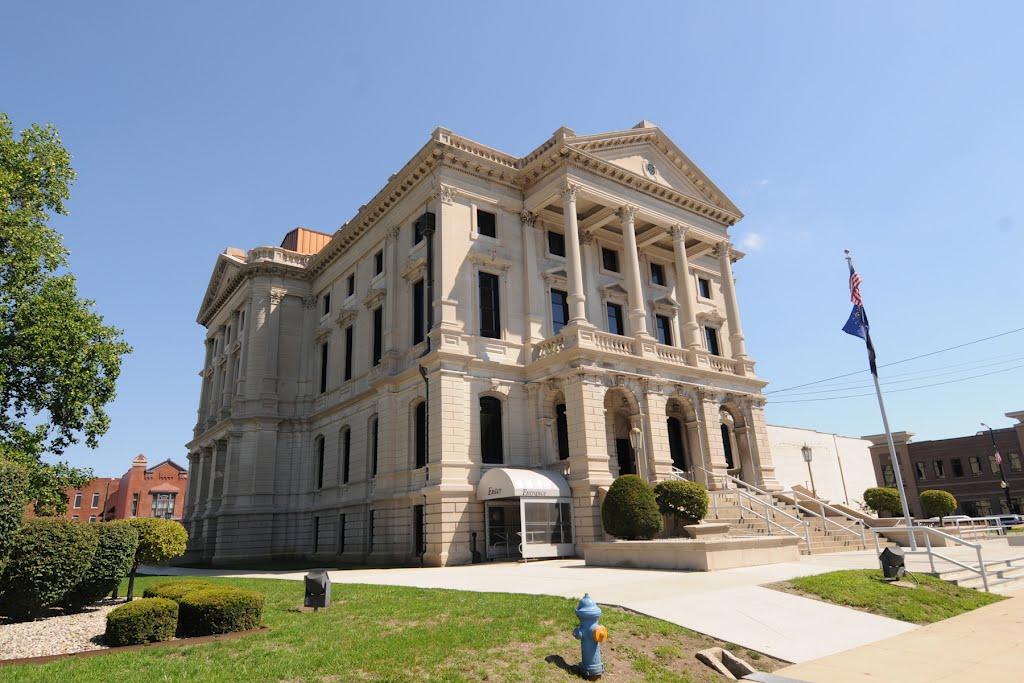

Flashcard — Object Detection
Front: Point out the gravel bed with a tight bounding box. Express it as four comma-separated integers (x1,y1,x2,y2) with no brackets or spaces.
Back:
0,599,122,660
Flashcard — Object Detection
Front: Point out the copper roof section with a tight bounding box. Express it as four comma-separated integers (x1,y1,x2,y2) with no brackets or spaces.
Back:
280,227,332,255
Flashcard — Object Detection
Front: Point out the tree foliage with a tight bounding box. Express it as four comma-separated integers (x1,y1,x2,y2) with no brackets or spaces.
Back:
601,475,663,540
125,518,188,599
863,487,902,516
920,489,958,518
653,480,709,525
0,113,132,512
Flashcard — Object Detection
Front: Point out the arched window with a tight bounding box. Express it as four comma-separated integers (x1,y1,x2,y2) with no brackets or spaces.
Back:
370,416,379,477
720,423,735,469
667,416,687,471
339,427,351,484
315,435,325,489
414,401,427,469
556,403,569,461
480,396,503,464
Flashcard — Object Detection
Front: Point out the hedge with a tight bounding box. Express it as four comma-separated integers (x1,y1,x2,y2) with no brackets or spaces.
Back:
653,480,709,525
143,580,214,602
0,518,99,620
63,520,139,608
178,587,265,637
0,458,30,576
920,489,958,518
105,597,178,646
601,475,663,540
863,487,902,516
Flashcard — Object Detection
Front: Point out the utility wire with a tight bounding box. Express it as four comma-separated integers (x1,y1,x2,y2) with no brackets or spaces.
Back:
769,363,1024,404
765,325,1024,395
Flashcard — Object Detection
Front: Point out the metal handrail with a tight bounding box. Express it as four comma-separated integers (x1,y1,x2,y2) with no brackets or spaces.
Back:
902,526,990,592
787,489,868,546
716,487,812,550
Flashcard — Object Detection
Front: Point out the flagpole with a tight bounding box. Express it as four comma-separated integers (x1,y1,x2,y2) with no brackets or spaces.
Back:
845,251,917,550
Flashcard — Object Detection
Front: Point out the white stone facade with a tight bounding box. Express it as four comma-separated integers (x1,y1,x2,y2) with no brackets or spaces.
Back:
766,425,876,508
184,122,781,566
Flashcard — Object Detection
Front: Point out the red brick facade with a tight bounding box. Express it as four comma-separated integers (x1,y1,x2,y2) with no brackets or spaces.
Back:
27,455,189,522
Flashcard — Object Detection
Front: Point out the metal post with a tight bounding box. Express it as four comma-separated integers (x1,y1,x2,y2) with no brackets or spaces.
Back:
924,530,935,574
872,372,917,550
981,423,1014,515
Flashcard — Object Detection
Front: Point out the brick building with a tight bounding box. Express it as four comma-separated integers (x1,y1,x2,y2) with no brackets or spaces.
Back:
29,455,189,522
866,410,1024,517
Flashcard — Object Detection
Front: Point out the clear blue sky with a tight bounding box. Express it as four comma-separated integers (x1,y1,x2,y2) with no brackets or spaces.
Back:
4,2,1022,477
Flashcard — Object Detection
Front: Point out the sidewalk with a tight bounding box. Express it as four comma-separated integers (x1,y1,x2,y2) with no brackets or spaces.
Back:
776,589,1024,682
144,551,914,663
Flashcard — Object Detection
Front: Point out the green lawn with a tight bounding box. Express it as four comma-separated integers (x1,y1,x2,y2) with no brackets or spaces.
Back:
1,576,782,682
775,569,1005,624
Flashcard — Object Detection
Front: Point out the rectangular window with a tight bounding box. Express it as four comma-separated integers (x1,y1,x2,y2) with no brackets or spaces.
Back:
374,249,384,276
412,279,426,345
914,462,927,480
313,517,320,553
551,289,569,335
601,247,619,272
478,272,501,339
316,438,325,490
341,428,351,484
951,458,964,478
655,315,673,346
72,515,78,520
371,418,379,477
1010,453,1022,472
368,510,375,551
131,493,139,516
319,342,329,394
650,263,666,286
89,516,96,523
989,455,1001,474
933,460,946,479
547,230,565,257
415,402,427,469
372,307,383,366
338,514,346,554
347,274,355,297
414,505,425,556
238,309,245,331
322,292,331,316
74,493,82,509
153,493,175,519
477,209,496,238
607,302,625,336
414,219,424,244
698,277,712,299
344,326,354,381
882,463,896,488
705,327,721,356
976,500,993,517
91,492,100,508
969,456,982,475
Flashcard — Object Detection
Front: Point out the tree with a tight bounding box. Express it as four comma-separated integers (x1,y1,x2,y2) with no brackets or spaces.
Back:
920,489,958,518
0,113,132,513
125,518,188,600
601,475,663,540
863,487,902,516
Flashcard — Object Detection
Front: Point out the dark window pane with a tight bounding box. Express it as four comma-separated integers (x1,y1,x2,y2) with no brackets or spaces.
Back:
339,514,346,553
556,404,569,461
480,397,503,464
607,303,624,336
372,307,383,365
342,429,351,484
951,458,964,478
320,342,329,394
602,248,619,272
313,517,320,552
705,327,721,356
374,250,384,275
934,461,946,479
415,402,427,469
344,326,354,380
479,272,501,338
414,505,425,556
413,279,425,345
656,315,673,346
548,231,565,257
1011,453,1022,472
477,209,496,238
721,424,734,469
969,456,982,475
698,278,712,299
667,416,687,471
915,462,927,480
323,292,331,315
371,418,379,477
551,289,569,334
651,263,665,286
316,437,325,489
347,274,355,296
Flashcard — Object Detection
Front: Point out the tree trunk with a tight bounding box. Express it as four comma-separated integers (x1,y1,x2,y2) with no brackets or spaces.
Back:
126,564,138,601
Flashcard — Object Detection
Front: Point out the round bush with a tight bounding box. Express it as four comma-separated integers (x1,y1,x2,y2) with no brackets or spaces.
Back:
63,521,139,608
601,475,663,540
0,518,99,620
863,487,902,516
105,597,178,646
920,489,958,518
178,587,265,637
653,480,709,525
143,580,214,602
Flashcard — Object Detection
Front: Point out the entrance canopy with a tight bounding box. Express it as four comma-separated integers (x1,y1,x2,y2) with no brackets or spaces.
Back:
477,468,571,501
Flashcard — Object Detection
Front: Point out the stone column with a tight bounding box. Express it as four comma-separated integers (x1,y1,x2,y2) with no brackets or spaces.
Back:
671,226,701,348
520,212,544,348
580,231,603,327
645,389,673,482
700,396,730,489
384,226,401,351
562,372,613,545
618,206,650,338
561,183,590,326
715,242,748,360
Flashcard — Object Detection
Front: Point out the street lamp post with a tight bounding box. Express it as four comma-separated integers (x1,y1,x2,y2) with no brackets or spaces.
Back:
802,445,818,498
981,422,1015,514
629,426,645,480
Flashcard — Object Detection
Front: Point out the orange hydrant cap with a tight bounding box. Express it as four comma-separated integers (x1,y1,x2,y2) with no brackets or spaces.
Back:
593,625,608,642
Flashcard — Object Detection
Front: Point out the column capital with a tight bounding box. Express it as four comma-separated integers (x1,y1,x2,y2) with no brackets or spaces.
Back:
519,211,536,229
385,225,401,243
579,229,594,246
617,205,639,223
714,241,737,262
432,184,457,205
670,224,688,240
560,181,580,201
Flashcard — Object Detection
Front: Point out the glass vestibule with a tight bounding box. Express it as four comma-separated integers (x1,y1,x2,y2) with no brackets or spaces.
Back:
477,468,575,561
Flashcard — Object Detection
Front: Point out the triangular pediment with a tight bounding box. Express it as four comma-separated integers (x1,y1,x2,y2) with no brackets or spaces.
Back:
197,250,245,324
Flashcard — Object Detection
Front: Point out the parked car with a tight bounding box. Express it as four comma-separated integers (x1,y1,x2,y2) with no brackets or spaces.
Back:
994,514,1024,528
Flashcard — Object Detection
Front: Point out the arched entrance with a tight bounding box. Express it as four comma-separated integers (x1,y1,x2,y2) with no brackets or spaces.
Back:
604,387,640,478
720,402,757,485
665,394,705,482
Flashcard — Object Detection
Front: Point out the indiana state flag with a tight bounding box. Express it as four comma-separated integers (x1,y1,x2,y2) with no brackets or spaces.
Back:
843,304,877,375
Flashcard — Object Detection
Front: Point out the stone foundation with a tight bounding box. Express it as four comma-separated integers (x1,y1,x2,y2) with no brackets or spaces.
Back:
582,536,800,571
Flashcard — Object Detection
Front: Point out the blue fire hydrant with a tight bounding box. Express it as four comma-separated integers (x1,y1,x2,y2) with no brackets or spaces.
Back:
572,593,607,680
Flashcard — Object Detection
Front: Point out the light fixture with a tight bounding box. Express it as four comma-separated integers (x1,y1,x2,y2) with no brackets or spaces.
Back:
629,426,643,452
801,445,813,463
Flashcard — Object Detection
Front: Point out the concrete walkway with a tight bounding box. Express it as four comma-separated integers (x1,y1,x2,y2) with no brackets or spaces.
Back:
776,589,1024,682
144,550,913,663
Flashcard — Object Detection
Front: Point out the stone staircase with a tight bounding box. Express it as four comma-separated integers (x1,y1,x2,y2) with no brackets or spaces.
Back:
928,557,1024,594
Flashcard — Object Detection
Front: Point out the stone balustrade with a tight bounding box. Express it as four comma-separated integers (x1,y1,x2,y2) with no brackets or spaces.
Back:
247,247,313,267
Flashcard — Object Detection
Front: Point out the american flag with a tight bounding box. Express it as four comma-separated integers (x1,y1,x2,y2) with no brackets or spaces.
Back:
995,450,1003,466
849,260,863,306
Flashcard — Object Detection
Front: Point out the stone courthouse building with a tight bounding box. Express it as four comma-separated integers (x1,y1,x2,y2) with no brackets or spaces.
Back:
183,122,783,566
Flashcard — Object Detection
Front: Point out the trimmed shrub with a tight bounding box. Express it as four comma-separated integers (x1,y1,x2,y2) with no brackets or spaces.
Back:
863,487,902,516
0,458,30,577
0,518,99,620
653,480,709,525
63,521,140,608
143,580,214,602
125,518,189,600
601,475,663,540
178,587,265,637
105,597,178,646
920,489,958,518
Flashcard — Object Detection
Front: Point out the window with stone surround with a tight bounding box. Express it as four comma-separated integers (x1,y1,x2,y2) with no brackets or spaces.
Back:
372,306,383,366
551,289,569,335
989,455,1001,474
315,435,325,490
340,427,351,484
601,247,620,273
969,456,982,475
344,325,354,381
914,462,927,480
131,493,139,516
556,404,569,461
698,277,712,299
547,230,565,257
476,208,497,239
370,416,379,477
1010,453,1022,472
412,279,425,345
91,492,100,508
607,302,625,336
480,396,504,465
319,342,329,394
704,326,721,356
933,460,946,479
374,249,384,276
882,463,896,488
478,272,501,339
655,315,673,346
347,273,355,297
152,493,175,519
650,262,666,287
414,401,427,469
74,492,82,509
322,291,331,316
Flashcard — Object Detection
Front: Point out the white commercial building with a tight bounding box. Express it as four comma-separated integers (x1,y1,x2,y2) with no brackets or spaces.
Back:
765,425,877,508
184,121,784,566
